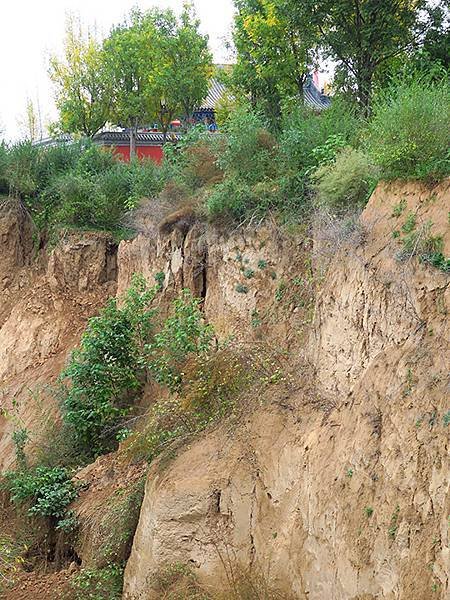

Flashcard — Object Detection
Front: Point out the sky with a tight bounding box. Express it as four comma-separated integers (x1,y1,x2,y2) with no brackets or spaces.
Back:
0,0,235,141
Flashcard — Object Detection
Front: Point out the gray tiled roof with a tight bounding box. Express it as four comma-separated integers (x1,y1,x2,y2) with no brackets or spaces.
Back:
199,75,330,111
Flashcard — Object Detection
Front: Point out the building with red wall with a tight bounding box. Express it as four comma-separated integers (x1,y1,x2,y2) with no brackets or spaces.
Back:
93,131,182,163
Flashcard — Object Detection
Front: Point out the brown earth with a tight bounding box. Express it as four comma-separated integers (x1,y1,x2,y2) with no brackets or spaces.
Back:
0,180,449,599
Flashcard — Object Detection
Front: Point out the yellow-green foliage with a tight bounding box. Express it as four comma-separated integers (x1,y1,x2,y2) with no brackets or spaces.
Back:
313,147,376,212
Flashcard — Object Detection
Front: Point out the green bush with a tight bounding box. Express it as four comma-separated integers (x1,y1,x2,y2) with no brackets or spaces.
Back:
3,465,78,525
147,290,214,392
70,564,124,600
1,140,169,234
367,78,450,180
61,275,158,458
206,177,261,221
4,142,40,197
313,147,377,212
127,158,165,207
217,107,277,185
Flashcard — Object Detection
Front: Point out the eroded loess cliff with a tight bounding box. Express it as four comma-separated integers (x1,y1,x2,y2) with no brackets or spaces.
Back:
123,180,449,600
0,180,448,600
0,200,117,471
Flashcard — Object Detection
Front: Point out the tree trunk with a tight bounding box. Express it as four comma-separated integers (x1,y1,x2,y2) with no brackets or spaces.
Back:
357,65,374,118
129,121,137,159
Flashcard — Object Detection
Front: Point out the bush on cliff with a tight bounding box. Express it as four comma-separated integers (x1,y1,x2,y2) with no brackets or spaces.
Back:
367,77,450,180
1,141,165,235
60,276,213,461
313,147,378,213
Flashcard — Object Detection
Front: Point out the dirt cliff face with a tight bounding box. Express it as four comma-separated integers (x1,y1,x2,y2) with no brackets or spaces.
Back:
0,181,448,599
123,180,449,600
0,203,117,471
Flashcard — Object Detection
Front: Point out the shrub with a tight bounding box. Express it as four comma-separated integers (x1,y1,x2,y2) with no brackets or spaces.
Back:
217,107,277,185
4,142,40,197
3,465,78,526
60,275,158,458
396,219,450,272
367,78,450,180
69,564,124,600
122,347,256,464
147,290,214,392
181,141,223,190
128,158,165,207
313,147,377,212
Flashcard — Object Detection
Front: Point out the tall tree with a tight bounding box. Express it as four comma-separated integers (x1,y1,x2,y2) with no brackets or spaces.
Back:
104,9,157,156
232,0,319,126
17,98,42,142
104,5,212,151
49,17,111,137
294,0,436,113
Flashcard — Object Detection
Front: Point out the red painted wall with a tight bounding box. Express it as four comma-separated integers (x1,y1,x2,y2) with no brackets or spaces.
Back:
107,144,164,164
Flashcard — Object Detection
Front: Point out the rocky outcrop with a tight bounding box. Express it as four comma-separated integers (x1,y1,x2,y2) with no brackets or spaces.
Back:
124,180,449,600
118,218,312,345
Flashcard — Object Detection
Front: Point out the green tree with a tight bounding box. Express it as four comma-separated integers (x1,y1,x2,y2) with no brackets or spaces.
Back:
294,0,437,113
49,17,111,137
104,9,157,156
18,98,41,142
232,0,319,127
158,3,213,130
104,5,212,150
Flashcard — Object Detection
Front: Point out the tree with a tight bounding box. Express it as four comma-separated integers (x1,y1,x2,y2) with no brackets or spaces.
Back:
104,9,160,156
18,98,41,142
294,0,438,114
149,3,213,139
104,4,213,150
231,0,319,127
49,17,111,137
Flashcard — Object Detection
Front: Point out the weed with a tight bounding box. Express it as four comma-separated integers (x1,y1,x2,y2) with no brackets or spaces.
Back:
235,283,249,294
69,563,123,600
401,212,416,234
275,281,286,302
346,468,354,478
403,368,415,397
251,309,262,329
392,230,400,239
257,259,268,270
154,271,165,290
364,507,374,518
243,268,255,279
392,199,407,218
388,505,400,539
443,411,450,427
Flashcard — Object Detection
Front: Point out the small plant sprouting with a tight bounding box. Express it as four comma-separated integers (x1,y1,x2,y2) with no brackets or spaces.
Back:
443,411,450,427
346,468,354,478
388,505,400,539
269,270,277,280
154,271,165,290
258,259,268,270
243,268,255,279
403,367,415,397
275,281,286,302
401,212,417,234
364,506,374,518
235,283,249,294
392,230,400,239
251,309,261,328
392,199,407,218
